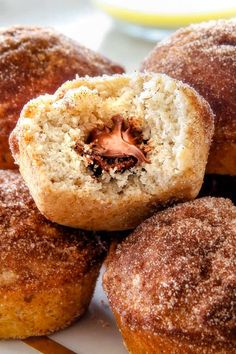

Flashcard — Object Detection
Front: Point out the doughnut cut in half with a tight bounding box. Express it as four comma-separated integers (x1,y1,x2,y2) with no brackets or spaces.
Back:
10,73,214,231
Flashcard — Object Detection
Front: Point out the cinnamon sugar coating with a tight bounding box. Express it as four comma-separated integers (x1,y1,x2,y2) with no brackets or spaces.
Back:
141,20,236,175
0,26,124,169
103,197,236,347
0,170,108,291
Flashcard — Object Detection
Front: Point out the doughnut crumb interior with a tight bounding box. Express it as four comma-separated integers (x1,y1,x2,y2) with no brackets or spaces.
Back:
11,72,214,230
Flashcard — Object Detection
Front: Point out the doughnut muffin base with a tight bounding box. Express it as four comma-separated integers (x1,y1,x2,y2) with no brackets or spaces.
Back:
116,317,235,354
0,270,98,339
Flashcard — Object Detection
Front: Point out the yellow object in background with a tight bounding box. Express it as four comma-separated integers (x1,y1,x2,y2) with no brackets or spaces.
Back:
95,0,236,28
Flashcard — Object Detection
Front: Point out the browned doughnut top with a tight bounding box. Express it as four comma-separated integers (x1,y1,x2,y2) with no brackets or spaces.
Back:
104,197,236,347
0,170,108,291
0,26,124,169
141,20,236,144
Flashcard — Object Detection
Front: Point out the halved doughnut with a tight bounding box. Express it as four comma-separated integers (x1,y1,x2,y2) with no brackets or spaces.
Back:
10,73,214,230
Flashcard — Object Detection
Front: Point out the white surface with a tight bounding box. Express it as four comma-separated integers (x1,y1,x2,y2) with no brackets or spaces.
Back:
51,270,127,354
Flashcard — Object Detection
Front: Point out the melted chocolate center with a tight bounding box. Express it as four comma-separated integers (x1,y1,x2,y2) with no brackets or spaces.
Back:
75,115,150,176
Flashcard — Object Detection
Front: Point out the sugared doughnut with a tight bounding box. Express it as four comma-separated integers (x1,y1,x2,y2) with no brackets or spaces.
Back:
0,26,124,169
103,197,236,353
141,20,236,176
0,170,108,339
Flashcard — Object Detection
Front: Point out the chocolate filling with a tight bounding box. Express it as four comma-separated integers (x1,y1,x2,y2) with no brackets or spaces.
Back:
75,115,150,177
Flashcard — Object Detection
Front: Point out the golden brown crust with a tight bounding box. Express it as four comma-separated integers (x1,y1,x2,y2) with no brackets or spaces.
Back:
0,170,108,338
103,197,236,351
141,20,236,175
0,25,124,169
0,272,97,339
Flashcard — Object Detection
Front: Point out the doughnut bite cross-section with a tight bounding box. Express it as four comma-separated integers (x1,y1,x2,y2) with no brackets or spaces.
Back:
0,170,108,339
10,72,214,231
0,25,124,169
103,197,236,354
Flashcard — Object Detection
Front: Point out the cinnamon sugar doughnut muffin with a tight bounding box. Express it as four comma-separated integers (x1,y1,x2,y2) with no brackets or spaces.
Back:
10,72,214,231
141,20,236,176
0,26,124,169
0,170,108,339
103,197,236,353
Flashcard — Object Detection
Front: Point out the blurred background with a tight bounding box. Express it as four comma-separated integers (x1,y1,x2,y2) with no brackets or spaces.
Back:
0,0,236,71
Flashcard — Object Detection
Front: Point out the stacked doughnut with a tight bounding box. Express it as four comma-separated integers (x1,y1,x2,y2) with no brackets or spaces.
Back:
10,72,213,230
